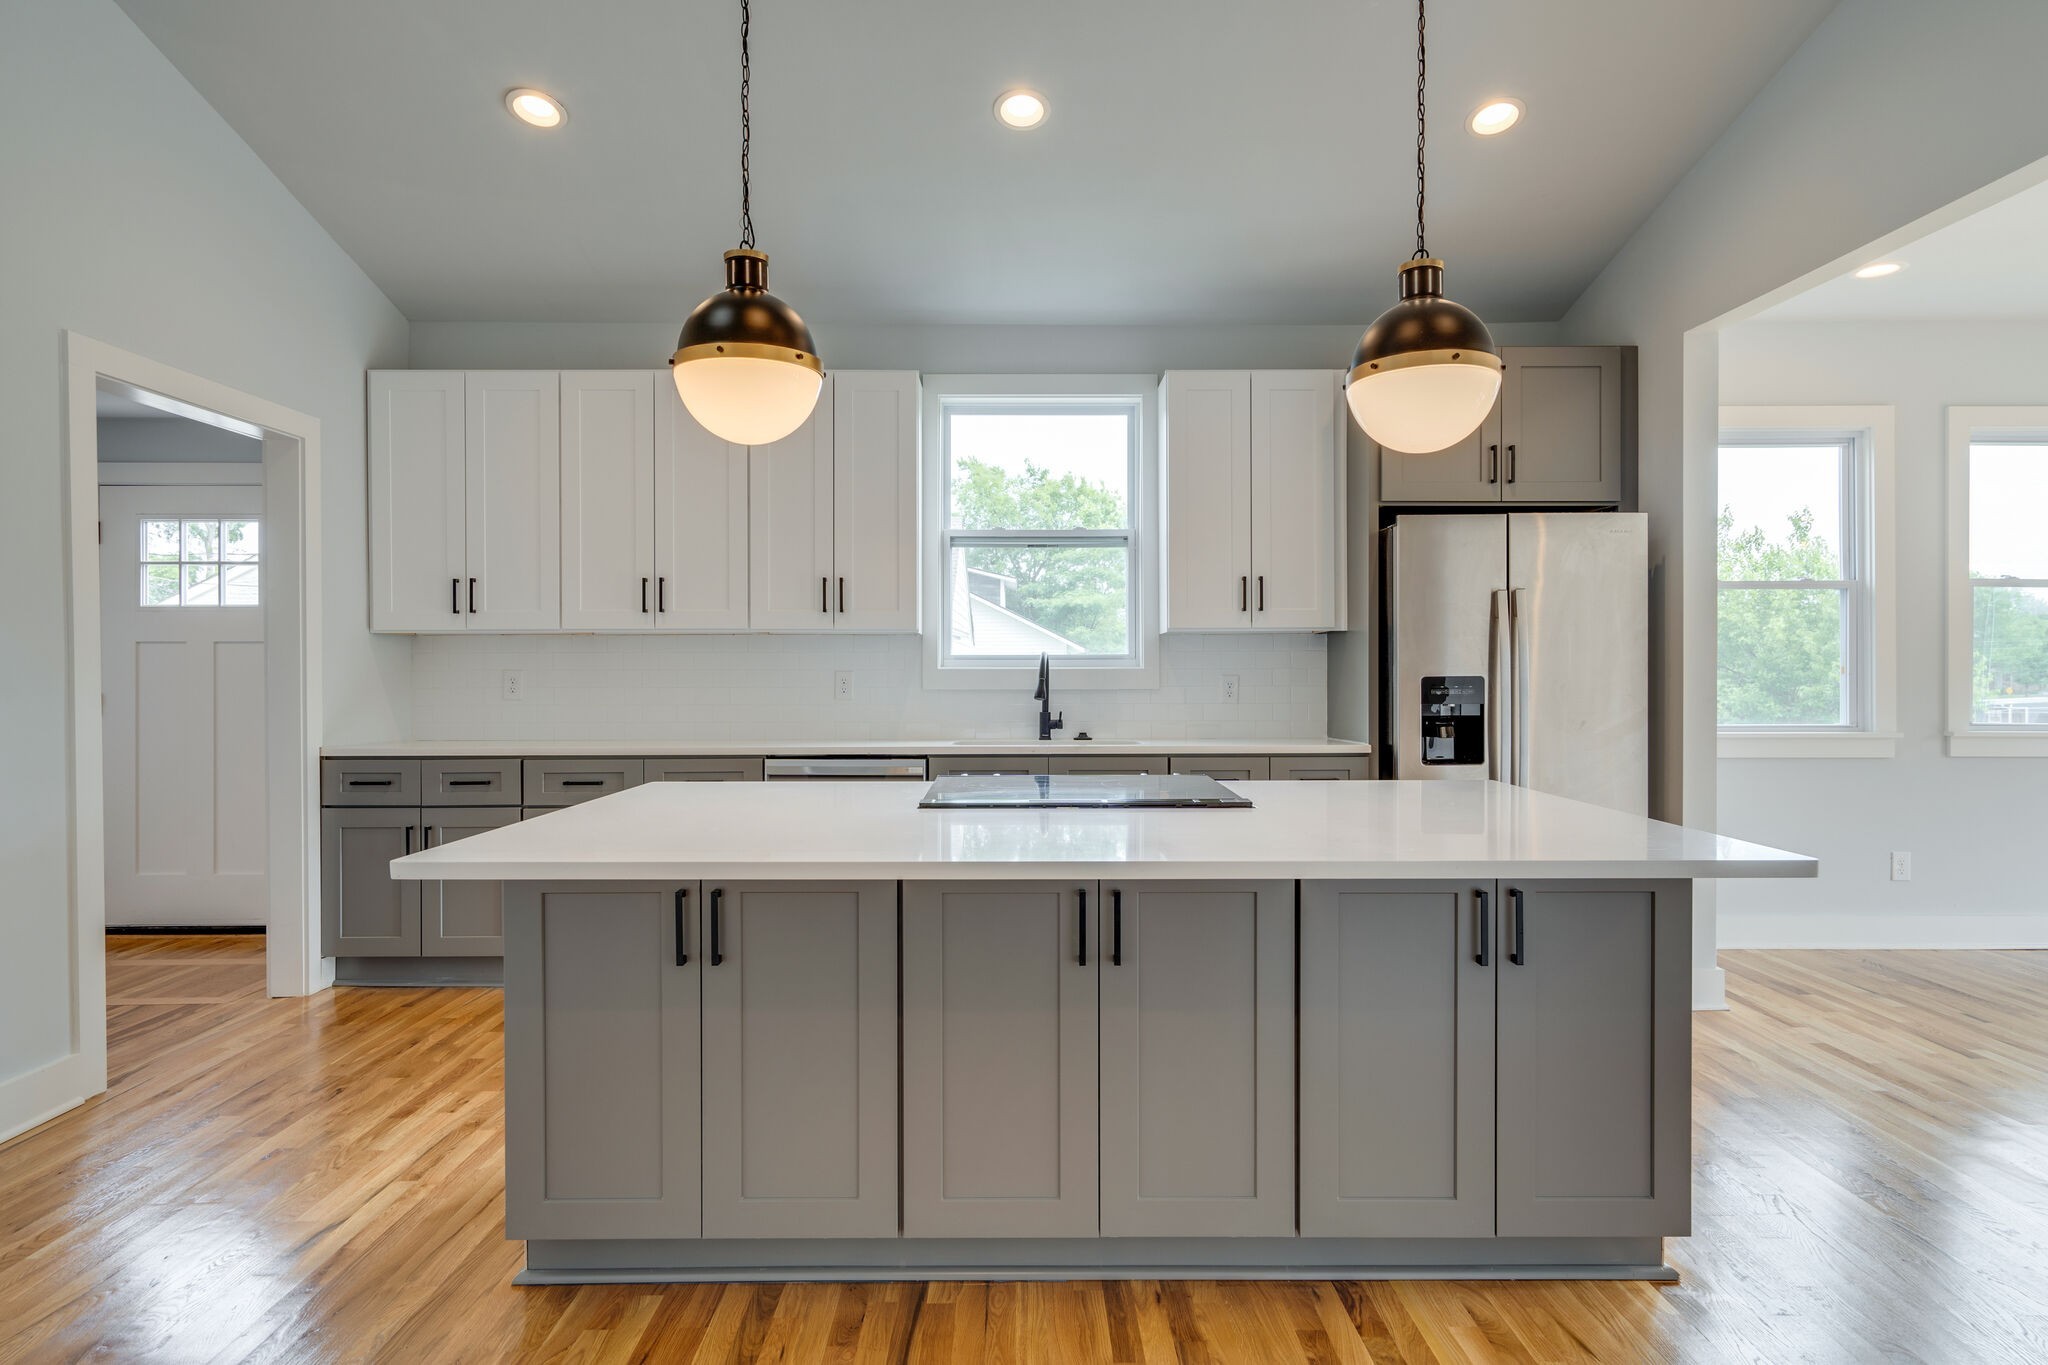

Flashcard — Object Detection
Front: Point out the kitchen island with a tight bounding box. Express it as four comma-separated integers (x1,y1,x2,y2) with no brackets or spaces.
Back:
391,779,1812,1284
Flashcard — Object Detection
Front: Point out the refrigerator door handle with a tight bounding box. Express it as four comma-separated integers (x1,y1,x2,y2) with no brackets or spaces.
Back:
1512,587,1531,787
1489,589,1509,782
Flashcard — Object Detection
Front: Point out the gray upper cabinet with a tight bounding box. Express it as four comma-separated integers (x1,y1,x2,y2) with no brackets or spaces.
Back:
1378,346,1625,506
646,757,764,782
699,881,898,1239
903,881,1098,1238
1047,755,1170,776
1098,881,1294,1237
1299,881,1495,1238
421,807,520,956
503,881,700,1240
1495,880,1691,1238
321,807,422,956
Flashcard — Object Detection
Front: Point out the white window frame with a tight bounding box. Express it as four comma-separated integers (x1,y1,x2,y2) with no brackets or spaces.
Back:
920,374,1160,690
1946,406,2048,756
1716,405,1897,758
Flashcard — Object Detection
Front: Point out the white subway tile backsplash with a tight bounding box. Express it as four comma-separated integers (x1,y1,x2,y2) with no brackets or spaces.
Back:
409,633,1327,742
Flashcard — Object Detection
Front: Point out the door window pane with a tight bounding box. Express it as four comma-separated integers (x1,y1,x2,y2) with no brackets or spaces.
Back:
1716,586,1846,726
222,564,261,606
182,519,220,561
1969,444,2048,579
142,564,180,605
1971,585,2048,724
949,544,1129,656
222,520,260,561
1717,444,1844,580
143,520,180,560
182,563,220,606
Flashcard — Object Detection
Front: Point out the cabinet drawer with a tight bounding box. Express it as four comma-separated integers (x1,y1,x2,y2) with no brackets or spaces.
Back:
926,754,1050,777
1270,755,1372,781
322,758,423,807
647,757,765,782
1168,755,1271,782
421,757,522,806
522,758,646,806
1047,755,1170,776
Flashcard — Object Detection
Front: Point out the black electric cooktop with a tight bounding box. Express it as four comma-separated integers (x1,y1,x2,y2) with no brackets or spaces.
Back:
918,774,1253,809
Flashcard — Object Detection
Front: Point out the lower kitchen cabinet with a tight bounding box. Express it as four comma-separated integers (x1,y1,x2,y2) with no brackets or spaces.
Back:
421,808,519,955
1047,755,1170,776
1167,755,1270,782
1098,881,1293,1236
504,881,701,1240
902,882,1098,1237
321,808,421,955
1299,881,1496,1237
926,754,1049,777
1495,880,1691,1237
699,881,898,1238
1270,754,1372,780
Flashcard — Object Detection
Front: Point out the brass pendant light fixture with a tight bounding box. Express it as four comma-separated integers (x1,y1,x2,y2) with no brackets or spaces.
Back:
670,0,823,446
1345,0,1502,455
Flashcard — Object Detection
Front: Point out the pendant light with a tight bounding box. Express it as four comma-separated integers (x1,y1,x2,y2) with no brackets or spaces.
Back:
670,0,823,447
1345,0,1502,455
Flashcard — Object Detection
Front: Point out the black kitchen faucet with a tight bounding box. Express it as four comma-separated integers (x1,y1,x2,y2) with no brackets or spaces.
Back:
1034,652,1064,742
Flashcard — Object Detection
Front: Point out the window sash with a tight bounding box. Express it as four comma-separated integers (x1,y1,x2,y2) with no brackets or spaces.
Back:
1958,432,2048,734
1716,582,1853,732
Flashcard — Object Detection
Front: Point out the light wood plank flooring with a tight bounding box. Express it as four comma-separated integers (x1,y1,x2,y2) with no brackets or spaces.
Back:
2,938,2044,1362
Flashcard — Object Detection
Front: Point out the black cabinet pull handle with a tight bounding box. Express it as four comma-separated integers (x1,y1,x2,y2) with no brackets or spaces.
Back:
347,778,393,787
838,576,845,613
1488,444,1499,484
403,825,415,855
1508,887,1525,965
642,577,650,613
1506,444,1517,484
1475,888,1490,966
709,887,724,965
1257,575,1266,612
658,577,667,613
1111,889,1123,967
1077,888,1088,967
822,576,830,613
452,577,461,615
674,887,689,966
468,577,477,613
560,778,605,787
1240,576,1248,612
424,825,435,846
447,778,491,787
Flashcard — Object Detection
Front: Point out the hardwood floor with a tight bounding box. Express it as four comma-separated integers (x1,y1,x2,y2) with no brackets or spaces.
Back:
2,939,2044,1363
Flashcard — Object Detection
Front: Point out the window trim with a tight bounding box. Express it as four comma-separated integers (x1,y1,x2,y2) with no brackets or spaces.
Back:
1716,405,1896,758
920,374,1160,690
1946,406,2048,756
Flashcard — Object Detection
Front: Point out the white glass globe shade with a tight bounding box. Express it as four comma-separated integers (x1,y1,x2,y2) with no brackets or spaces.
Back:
1345,362,1502,454
672,356,823,446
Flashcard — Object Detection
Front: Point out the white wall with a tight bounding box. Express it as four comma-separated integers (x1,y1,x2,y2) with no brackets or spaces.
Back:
0,0,408,1129
1556,0,2048,1003
1717,320,2048,947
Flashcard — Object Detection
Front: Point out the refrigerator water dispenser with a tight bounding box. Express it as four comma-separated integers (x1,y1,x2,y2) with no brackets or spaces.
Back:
1421,675,1486,766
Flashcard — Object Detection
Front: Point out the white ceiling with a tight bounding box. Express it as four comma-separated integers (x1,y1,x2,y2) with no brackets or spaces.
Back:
115,0,1834,327
1760,176,2048,322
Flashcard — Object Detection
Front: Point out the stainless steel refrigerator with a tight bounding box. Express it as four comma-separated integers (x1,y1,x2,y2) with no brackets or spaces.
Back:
1384,513,1648,815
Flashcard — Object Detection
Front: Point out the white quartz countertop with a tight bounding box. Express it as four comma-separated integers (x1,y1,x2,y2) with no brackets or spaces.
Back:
322,738,1372,758
389,779,1814,883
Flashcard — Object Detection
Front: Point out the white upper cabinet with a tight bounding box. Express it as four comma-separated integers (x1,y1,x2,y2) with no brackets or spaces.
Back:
832,371,920,632
1160,369,1345,632
463,372,561,631
748,375,838,630
560,371,657,631
369,371,467,631
654,381,751,630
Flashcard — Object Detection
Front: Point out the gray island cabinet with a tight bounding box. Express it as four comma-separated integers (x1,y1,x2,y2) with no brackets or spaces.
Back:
393,779,1810,1283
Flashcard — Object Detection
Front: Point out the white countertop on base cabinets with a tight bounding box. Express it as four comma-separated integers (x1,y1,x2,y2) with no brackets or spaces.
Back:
321,739,1374,758
390,778,1815,884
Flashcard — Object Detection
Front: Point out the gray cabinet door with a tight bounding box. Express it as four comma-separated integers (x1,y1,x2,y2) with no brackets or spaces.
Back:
1098,881,1294,1237
1496,880,1691,1237
1269,754,1372,781
320,807,421,956
1299,881,1495,1237
1168,755,1270,782
1047,755,1171,776
504,882,700,1240
926,754,1049,776
321,758,422,807
1377,403,1502,504
420,807,519,956
903,881,1098,1238
700,881,898,1238
420,757,521,806
646,757,765,782
1499,347,1623,505
522,758,645,806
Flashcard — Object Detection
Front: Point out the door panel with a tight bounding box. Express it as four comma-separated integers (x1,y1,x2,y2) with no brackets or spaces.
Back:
559,371,656,631
1250,370,1341,629
368,371,466,630
748,375,836,629
832,371,919,630
1099,881,1293,1236
700,881,897,1238
421,807,520,956
1300,881,1495,1237
1160,372,1253,630
1501,347,1623,504
464,372,561,630
903,882,1098,1237
654,381,751,630
321,807,420,955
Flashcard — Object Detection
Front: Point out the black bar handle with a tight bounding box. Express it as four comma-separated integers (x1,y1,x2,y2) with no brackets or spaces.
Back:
423,825,435,847
839,577,846,613
1506,444,1517,484
403,825,414,855
1488,444,1499,484
658,577,667,613
1077,888,1088,967
822,576,829,613
642,577,650,613
1111,889,1122,967
452,577,461,615
1475,888,1490,966
1257,575,1265,611
674,887,689,966
347,778,393,787
560,778,605,787
1508,887,1525,965
709,887,724,965
1240,576,1248,612
447,778,491,787
468,577,477,613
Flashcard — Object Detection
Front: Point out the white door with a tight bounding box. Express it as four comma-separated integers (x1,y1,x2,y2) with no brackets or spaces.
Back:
748,375,836,630
100,485,267,924
831,371,920,631
1250,369,1342,630
464,372,561,630
560,371,656,631
368,371,466,630
653,381,750,629
1160,371,1253,631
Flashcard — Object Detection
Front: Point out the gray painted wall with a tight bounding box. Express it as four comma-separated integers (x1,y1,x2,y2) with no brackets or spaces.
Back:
0,0,408,1111
1718,320,2048,947
98,415,263,463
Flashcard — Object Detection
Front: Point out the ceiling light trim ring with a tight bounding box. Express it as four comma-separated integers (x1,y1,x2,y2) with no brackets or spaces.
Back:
1468,97,1523,135
504,87,566,128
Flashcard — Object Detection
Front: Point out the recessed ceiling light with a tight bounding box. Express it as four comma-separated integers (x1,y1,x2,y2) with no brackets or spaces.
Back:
505,88,567,129
1853,261,1903,279
1468,98,1523,136
994,88,1049,130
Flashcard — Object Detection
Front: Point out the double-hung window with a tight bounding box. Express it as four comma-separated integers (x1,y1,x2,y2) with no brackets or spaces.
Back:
923,376,1157,687
1948,409,2048,753
1716,407,1894,755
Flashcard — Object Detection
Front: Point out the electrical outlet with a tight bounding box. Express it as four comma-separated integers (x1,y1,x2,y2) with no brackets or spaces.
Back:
834,669,854,701
1222,674,1240,703
501,670,525,701
1889,851,1911,882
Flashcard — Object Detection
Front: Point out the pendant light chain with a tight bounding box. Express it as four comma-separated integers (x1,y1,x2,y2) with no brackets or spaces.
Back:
738,0,755,249
1413,0,1428,260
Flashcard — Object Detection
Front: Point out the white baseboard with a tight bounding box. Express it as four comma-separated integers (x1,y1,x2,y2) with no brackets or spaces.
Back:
0,1052,95,1147
1720,910,2048,950
1691,965,1728,1012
